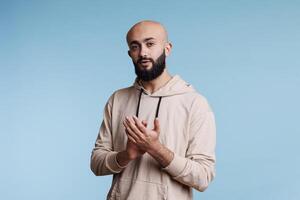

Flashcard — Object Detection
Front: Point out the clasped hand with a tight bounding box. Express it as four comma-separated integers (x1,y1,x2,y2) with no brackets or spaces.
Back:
123,115,160,153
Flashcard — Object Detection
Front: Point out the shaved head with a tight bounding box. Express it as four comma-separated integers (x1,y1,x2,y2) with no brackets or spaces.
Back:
126,20,172,81
126,20,169,45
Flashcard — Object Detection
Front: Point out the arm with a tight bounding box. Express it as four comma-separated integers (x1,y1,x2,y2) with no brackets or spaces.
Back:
147,141,174,168
142,111,215,192
90,95,127,176
162,98,216,192
90,95,146,176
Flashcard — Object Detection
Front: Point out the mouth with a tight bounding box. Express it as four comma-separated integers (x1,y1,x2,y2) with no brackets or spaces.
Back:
139,59,151,64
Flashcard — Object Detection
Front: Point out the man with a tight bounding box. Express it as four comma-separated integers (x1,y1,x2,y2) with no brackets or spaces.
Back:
90,20,216,200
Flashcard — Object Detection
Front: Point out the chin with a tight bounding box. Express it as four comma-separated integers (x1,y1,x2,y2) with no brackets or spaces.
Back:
140,64,152,70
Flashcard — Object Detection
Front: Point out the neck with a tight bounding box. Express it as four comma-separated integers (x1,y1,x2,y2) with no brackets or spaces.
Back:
140,69,172,94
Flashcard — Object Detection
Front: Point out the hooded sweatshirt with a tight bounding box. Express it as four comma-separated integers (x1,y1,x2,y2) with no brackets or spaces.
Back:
90,75,216,200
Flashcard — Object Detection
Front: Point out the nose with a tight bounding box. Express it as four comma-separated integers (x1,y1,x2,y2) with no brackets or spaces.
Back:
138,44,148,57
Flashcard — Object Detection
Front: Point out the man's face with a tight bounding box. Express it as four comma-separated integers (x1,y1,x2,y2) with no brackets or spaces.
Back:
133,49,166,82
127,23,171,81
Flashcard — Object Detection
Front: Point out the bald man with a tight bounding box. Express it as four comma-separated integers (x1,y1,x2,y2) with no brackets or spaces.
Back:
91,20,216,200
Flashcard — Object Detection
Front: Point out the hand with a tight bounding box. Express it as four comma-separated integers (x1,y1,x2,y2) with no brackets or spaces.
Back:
123,116,161,152
123,119,148,160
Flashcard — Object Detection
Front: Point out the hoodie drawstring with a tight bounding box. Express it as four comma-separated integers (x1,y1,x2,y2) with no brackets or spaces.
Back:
136,88,162,118
136,89,143,117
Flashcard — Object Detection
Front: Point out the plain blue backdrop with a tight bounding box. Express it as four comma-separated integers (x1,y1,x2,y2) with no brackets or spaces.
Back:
1,0,300,199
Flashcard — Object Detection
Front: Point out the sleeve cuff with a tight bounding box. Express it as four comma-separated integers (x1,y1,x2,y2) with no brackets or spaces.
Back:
162,153,187,177
105,151,128,173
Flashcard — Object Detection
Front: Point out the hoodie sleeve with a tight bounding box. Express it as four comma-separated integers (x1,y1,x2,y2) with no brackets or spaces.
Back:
90,94,127,176
162,95,216,191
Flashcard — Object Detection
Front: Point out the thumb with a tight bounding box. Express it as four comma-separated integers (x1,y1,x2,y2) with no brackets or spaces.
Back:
142,120,148,127
153,118,160,132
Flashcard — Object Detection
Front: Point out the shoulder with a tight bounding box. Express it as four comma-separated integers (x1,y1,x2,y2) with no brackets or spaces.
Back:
107,86,136,105
188,90,213,114
112,86,135,98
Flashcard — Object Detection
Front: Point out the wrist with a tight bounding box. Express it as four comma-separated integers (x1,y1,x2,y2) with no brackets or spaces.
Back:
147,141,174,168
125,149,139,160
116,151,133,168
147,140,162,155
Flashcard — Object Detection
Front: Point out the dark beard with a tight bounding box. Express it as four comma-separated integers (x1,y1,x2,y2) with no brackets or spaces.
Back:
133,50,166,82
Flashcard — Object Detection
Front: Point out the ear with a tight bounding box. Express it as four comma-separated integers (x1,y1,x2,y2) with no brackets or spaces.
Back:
128,50,132,58
164,42,172,57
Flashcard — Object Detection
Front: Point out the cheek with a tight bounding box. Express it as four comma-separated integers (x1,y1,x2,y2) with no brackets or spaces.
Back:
130,55,138,63
152,53,162,61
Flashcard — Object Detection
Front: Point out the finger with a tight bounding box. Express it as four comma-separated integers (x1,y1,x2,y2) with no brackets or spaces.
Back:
132,116,147,133
125,118,145,139
142,120,148,127
153,118,160,132
125,117,138,130
126,132,137,143
123,121,140,141
126,116,136,125
126,127,140,142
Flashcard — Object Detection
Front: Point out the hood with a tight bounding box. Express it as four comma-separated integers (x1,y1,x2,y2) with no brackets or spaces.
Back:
133,75,195,97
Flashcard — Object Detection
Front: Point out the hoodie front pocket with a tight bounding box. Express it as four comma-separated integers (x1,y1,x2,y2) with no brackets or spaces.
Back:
115,178,167,200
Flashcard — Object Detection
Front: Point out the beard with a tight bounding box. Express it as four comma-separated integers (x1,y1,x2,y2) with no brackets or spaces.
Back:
133,50,166,82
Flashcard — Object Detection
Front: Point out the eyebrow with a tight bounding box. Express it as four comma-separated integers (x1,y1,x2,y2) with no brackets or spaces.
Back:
129,37,156,46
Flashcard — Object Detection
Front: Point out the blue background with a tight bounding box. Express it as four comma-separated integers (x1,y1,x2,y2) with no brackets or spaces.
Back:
1,0,300,199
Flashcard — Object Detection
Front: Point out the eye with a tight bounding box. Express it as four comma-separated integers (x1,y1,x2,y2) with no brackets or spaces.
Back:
130,45,139,50
146,42,154,47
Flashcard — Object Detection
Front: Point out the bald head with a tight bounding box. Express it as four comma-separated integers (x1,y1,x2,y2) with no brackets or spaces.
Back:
126,20,172,81
126,20,169,45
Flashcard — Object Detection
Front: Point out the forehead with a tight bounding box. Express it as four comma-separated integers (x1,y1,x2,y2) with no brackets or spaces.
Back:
127,24,165,44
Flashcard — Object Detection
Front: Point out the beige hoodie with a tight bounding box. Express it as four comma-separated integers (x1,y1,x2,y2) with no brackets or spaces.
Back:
90,75,216,200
